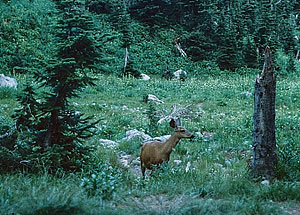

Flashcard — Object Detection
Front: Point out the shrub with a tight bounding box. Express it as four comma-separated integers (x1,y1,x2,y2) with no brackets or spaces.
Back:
81,162,123,200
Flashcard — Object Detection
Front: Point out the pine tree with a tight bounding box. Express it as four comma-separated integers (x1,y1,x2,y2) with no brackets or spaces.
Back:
115,0,141,78
130,0,170,27
254,0,278,62
276,1,297,73
13,0,100,172
240,0,258,68
215,3,240,71
243,35,258,68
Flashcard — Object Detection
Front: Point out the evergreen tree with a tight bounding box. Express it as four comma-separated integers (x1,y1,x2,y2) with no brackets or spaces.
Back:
130,0,170,27
240,0,258,68
242,35,258,68
254,0,278,62
276,0,297,72
14,0,100,172
14,83,39,132
215,3,240,71
115,0,141,78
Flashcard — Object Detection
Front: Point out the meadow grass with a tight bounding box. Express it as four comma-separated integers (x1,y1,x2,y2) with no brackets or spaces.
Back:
1,72,300,214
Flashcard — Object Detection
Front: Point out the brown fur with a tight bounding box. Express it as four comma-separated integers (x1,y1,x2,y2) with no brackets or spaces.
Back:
140,119,194,177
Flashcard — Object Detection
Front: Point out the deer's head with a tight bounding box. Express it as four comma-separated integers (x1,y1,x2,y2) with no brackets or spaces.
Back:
170,118,195,139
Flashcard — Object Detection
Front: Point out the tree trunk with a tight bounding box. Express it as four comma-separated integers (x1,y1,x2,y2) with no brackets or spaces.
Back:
252,46,277,178
123,47,129,74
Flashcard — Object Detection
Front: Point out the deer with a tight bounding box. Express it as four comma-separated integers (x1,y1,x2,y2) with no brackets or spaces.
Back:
140,118,195,178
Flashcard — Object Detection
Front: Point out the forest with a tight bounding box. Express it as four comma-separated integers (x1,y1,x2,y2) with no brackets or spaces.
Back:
0,0,300,214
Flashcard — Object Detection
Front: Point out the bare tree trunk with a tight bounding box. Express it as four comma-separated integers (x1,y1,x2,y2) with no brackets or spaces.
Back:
123,47,129,74
252,46,278,178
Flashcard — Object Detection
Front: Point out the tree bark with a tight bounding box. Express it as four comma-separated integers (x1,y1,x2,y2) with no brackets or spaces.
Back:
252,46,278,178
123,47,129,74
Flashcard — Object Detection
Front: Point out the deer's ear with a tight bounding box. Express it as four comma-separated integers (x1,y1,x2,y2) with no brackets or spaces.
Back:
170,119,176,128
176,118,181,126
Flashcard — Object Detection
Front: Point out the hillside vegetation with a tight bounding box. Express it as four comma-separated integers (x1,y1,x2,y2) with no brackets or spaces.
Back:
1,0,300,215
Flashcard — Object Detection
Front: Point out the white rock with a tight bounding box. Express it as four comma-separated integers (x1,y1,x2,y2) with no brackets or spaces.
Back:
122,129,152,142
140,73,150,81
173,69,187,80
185,161,191,172
195,132,203,138
0,74,18,88
148,94,164,104
153,135,171,142
120,159,130,168
131,158,141,166
122,105,129,110
261,180,270,185
99,139,119,149
174,160,182,165
141,135,171,146
240,91,253,97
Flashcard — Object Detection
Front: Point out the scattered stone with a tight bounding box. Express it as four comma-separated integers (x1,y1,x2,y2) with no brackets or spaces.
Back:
147,94,164,104
141,135,171,146
174,160,182,165
140,73,150,81
203,132,214,139
153,135,171,142
240,91,253,97
122,129,152,142
119,153,131,168
173,69,187,80
131,157,140,166
185,161,191,172
122,105,129,110
0,74,18,88
261,180,270,186
195,132,203,138
99,139,119,149
225,160,232,166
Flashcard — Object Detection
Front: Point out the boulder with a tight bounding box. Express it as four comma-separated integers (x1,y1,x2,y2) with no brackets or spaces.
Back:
153,134,171,142
0,74,18,88
118,151,131,168
122,129,152,142
173,69,187,80
140,73,150,81
99,139,119,149
141,134,171,145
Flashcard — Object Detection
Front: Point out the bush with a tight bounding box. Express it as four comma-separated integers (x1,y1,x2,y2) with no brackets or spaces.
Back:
81,162,123,200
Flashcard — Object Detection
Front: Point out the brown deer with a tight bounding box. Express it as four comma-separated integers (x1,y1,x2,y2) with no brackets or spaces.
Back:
140,118,195,177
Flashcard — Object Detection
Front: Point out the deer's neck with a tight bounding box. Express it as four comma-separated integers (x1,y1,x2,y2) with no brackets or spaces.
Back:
163,133,181,155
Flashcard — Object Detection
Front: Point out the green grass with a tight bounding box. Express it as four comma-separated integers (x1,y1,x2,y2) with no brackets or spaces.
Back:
1,71,300,214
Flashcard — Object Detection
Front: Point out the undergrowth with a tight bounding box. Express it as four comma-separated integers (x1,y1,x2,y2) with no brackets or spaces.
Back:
1,72,300,214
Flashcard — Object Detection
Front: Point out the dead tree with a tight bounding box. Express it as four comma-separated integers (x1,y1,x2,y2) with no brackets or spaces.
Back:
252,46,278,178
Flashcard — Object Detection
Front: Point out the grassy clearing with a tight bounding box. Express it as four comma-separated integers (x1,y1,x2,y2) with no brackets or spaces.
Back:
1,72,300,214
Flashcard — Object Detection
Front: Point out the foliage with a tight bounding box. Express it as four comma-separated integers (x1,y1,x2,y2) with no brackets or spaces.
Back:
145,101,159,136
1,0,102,173
81,162,123,200
276,140,300,180
1,0,300,214
0,0,56,74
2,71,300,214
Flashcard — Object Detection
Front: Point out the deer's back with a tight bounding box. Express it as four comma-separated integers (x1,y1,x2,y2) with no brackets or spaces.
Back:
140,141,170,168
